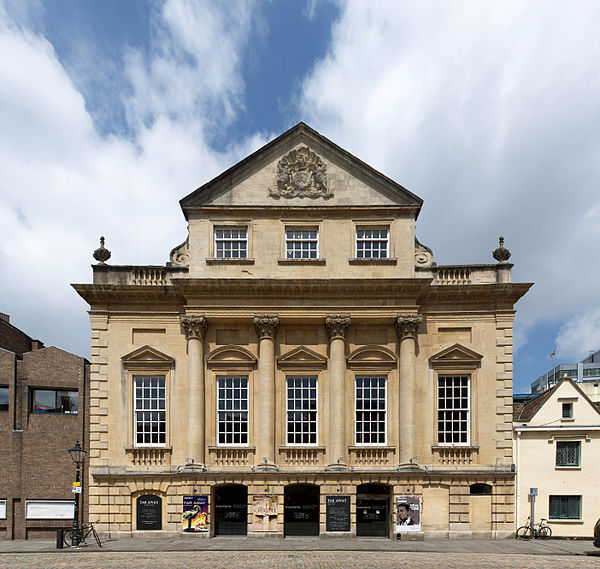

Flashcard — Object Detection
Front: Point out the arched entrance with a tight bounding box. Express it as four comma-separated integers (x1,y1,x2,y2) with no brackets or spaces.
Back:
356,483,390,537
214,484,247,536
284,484,320,536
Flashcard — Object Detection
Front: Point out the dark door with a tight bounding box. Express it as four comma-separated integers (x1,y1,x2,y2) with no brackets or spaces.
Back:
284,484,320,536
356,484,389,537
214,485,247,535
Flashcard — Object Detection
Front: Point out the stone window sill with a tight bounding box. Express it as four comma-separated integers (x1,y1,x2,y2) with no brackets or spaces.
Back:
278,258,326,265
206,258,255,265
348,258,397,265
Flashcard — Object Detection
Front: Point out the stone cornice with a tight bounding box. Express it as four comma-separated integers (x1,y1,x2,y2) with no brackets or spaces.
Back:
72,280,532,310
91,467,515,478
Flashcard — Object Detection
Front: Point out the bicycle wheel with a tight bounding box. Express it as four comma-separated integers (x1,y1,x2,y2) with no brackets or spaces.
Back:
539,526,552,539
91,526,102,547
63,528,78,547
516,525,533,540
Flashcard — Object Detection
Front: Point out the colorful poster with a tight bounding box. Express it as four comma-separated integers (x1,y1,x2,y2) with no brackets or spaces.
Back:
182,495,209,532
252,495,278,532
395,495,421,532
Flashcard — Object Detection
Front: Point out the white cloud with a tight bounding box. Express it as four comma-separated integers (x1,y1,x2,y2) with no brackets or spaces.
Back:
556,310,600,361
299,0,600,350
0,0,267,356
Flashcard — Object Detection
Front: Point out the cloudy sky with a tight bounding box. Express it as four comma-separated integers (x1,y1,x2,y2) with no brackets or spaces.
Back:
1,0,599,393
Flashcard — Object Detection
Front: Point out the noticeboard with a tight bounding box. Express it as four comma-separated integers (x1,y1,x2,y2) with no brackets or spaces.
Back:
326,495,350,532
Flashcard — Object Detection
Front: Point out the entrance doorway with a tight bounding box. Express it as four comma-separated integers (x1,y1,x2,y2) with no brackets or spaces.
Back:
356,483,390,537
284,484,320,536
214,484,247,536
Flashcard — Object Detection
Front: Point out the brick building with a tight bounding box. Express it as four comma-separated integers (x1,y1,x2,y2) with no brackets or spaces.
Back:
0,313,89,539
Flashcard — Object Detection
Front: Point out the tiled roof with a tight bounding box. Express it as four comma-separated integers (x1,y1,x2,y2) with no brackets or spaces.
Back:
513,385,558,422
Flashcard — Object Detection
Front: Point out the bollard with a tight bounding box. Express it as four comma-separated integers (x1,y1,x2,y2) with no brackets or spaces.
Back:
56,529,64,549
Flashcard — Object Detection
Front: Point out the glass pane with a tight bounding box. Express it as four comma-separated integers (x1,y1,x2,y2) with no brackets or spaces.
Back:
0,387,8,412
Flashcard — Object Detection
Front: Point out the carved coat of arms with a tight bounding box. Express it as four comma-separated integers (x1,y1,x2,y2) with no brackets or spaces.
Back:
270,146,332,199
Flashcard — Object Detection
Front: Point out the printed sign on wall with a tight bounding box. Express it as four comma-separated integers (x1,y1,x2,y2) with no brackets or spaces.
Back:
252,495,278,532
395,495,421,532
182,495,209,532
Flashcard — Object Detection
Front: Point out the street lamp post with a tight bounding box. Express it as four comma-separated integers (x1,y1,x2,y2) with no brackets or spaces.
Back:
68,441,86,547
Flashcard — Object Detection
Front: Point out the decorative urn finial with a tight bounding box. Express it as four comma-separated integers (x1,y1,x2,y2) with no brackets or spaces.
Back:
492,236,511,263
93,236,111,264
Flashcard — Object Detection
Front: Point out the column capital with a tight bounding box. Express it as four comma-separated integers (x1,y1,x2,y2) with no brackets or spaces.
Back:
253,315,280,340
395,313,422,340
325,315,351,340
180,315,208,341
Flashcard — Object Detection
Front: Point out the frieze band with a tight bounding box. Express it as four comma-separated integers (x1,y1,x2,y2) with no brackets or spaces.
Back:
180,315,208,341
253,315,280,340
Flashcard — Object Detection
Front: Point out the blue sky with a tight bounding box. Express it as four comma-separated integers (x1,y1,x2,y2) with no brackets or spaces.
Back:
1,0,600,393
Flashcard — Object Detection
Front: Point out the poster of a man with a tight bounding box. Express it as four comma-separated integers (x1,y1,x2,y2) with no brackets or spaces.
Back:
395,495,421,532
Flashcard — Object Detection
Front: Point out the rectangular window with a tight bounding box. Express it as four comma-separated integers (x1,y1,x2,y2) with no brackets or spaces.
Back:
285,228,318,259
134,376,166,446
217,376,248,445
583,368,600,377
0,386,8,412
562,402,573,419
356,227,389,259
438,375,470,445
215,227,247,259
355,376,386,444
549,495,581,520
286,376,317,445
556,441,580,467
31,389,78,414
0,500,6,519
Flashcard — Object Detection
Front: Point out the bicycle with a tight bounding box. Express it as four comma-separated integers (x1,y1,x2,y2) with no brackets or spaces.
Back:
63,521,102,547
516,516,552,540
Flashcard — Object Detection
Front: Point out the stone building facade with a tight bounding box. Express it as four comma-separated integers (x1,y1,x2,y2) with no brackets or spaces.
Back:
74,123,531,539
0,314,89,539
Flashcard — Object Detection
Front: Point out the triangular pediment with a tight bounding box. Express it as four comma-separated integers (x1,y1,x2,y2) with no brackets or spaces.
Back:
430,343,483,369
347,345,398,370
206,345,257,370
180,123,423,214
277,346,327,370
122,345,175,368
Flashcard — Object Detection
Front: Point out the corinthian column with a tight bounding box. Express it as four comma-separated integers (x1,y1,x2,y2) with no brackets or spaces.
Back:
325,315,351,468
395,313,422,465
180,315,208,465
253,315,279,469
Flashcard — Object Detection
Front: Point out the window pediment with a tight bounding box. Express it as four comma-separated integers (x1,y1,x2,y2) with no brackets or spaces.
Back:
277,346,327,370
206,345,257,370
122,345,174,369
346,345,397,370
430,343,482,370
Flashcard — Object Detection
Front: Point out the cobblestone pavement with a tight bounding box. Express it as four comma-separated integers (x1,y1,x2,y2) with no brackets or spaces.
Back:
1,551,600,569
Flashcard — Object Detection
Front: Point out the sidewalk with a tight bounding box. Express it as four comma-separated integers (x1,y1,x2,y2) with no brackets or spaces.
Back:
0,536,598,556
